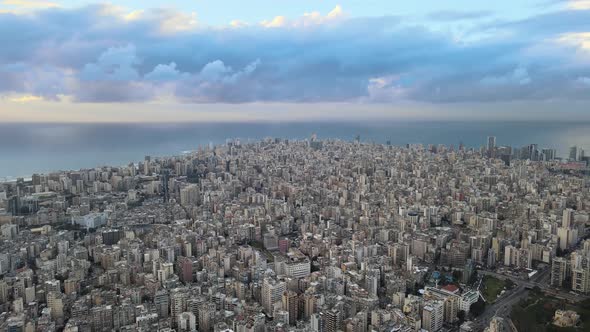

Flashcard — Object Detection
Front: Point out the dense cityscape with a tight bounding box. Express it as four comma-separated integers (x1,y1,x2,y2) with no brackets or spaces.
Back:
0,136,589,332
3,0,590,330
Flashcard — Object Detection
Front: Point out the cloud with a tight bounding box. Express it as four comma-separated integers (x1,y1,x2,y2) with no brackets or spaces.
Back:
124,10,144,21
155,9,198,33
260,5,345,28
0,4,589,104
578,76,590,85
145,62,185,81
174,59,262,102
365,76,410,102
261,15,287,28
481,67,531,86
72,81,155,103
198,59,260,84
229,20,248,28
0,63,71,100
428,10,493,21
8,94,43,102
568,0,590,10
80,45,141,81
2,0,59,9
557,32,590,50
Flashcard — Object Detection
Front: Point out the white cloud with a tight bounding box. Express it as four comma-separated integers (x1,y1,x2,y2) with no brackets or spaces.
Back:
260,5,345,28
80,45,140,81
568,0,590,10
261,16,287,28
93,5,199,34
146,62,186,81
157,9,198,33
229,20,248,28
365,75,410,102
8,94,43,102
327,5,344,19
557,32,590,51
198,59,260,84
124,10,144,21
2,0,59,9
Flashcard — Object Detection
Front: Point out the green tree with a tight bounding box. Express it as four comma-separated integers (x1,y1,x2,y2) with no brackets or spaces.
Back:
505,279,515,290
470,299,486,317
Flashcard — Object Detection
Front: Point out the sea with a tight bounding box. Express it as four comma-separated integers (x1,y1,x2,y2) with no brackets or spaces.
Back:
0,121,589,179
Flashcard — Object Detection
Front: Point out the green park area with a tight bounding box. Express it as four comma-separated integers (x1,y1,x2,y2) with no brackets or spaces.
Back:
511,288,590,332
482,275,514,303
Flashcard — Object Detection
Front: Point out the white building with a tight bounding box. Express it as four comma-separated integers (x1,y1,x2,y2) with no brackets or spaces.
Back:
177,312,197,331
460,291,479,313
72,212,107,229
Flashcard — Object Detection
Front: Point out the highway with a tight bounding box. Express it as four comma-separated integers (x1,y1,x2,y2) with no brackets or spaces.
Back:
473,283,529,331
472,267,590,331
477,268,590,303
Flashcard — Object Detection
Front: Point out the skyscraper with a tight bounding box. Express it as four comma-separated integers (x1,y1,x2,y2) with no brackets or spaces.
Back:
542,148,556,161
563,208,574,228
569,146,579,161
487,136,496,154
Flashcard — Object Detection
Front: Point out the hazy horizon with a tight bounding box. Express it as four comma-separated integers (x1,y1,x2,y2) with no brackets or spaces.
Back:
1,121,588,179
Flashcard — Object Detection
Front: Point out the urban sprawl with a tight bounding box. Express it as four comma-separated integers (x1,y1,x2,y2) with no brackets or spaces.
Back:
1,136,589,332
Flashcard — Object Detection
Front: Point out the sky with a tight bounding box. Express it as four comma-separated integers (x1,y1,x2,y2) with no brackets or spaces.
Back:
0,0,589,122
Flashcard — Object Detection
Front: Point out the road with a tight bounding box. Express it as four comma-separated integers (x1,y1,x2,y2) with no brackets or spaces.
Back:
473,267,589,331
473,283,529,331
478,268,590,303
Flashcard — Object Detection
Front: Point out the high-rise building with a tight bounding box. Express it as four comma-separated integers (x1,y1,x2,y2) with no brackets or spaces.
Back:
542,148,556,161
0,280,8,304
569,146,579,161
571,252,590,293
563,208,575,228
177,257,194,283
551,257,569,287
113,302,136,329
424,287,460,323
143,156,151,174
311,313,324,332
90,305,114,331
262,278,286,317
487,136,496,157
180,184,200,206
557,227,578,250
422,300,444,332
177,312,197,331
47,292,64,320
529,144,540,161
282,291,299,325
324,309,342,332
198,303,215,332
303,293,318,320
171,290,188,326
154,290,170,318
